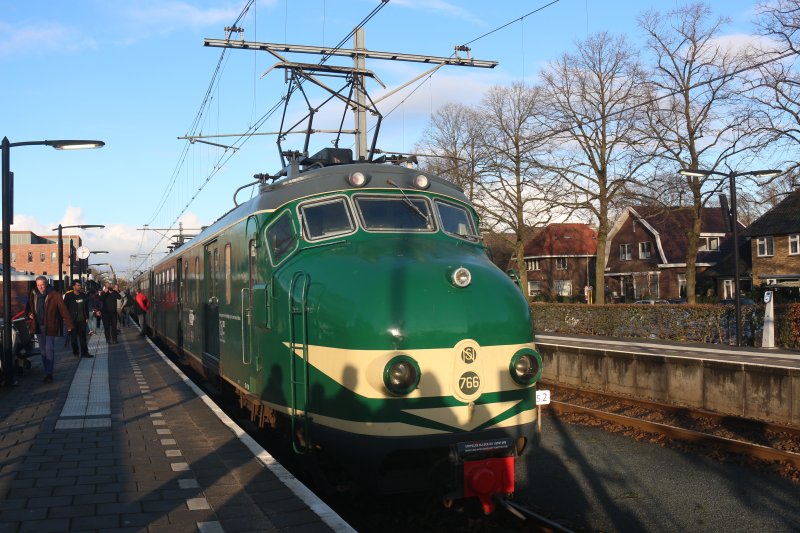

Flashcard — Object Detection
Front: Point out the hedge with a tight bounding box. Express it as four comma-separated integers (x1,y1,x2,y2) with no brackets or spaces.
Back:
530,302,800,350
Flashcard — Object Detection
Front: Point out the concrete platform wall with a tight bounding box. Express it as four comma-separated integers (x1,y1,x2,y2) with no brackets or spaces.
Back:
538,343,800,427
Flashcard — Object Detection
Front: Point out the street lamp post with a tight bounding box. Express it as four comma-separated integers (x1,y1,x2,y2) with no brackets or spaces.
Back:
90,262,116,283
52,224,104,291
2,137,104,387
678,167,781,346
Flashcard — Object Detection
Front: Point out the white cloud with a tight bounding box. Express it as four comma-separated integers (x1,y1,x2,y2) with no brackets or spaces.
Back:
0,21,97,57
390,0,483,24
120,1,240,36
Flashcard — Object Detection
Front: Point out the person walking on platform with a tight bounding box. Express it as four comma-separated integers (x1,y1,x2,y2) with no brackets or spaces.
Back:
134,288,150,337
88,288,101,335
25,276,74,383
120,289,134,327
64,280,92,358
99,282,121,344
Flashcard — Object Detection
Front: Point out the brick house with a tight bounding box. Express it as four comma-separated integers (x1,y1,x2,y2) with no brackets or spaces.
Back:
604,206,742,302
741,187,800,290
0,230,82,278
517,223,597,300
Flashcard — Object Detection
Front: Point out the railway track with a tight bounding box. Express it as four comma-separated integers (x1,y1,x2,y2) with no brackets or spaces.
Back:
544,384,800,471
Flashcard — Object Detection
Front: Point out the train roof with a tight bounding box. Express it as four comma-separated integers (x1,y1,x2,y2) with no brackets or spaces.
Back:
160,160,470,261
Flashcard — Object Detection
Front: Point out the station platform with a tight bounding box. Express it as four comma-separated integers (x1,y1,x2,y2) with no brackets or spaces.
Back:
536,333,800,427
0,325,352,533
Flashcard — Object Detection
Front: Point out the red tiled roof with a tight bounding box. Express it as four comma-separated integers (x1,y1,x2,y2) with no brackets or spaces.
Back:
523,223,597,257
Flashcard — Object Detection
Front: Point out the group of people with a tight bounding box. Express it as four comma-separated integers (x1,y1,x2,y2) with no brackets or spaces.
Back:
25,276,150,383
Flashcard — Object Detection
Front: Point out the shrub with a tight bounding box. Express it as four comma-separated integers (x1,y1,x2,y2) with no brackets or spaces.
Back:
530,302,773,347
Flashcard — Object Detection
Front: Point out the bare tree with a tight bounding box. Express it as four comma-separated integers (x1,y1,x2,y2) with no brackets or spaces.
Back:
475,82,554,280
747,0,800,191
639,3,757,304
540,32,650,305
415,103,486,201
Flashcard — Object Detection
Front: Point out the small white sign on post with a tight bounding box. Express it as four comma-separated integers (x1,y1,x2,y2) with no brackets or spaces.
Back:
763,290,775,349
535,389,551,405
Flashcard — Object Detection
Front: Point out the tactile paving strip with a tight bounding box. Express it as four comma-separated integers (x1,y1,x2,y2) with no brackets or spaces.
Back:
55,335,111,429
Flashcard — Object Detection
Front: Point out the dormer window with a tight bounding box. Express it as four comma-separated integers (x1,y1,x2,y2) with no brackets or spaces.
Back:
698,237,720,251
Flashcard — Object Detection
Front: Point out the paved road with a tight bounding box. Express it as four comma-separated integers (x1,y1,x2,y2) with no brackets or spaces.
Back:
517,414,800,532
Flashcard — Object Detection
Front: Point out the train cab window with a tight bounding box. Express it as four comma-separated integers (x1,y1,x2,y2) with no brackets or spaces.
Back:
355,195,434,232
299,197,355,240
435,200,479,241
266,212,298,265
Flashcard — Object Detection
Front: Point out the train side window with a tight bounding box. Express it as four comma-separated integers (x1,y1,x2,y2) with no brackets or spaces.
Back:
299,197,355,240
224,243,232,305
266,211,298,265
435,200,479,241
194,256,200,305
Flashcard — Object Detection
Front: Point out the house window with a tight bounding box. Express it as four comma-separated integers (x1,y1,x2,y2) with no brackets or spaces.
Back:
757,236,774,257
40,252,45,262
11,252,15,263
639,242,652,259
556,257,568,270
525,259,541,271
678,273,687,298
553,280,572,297
528,281,542,297
27,252,33,262
698,237,720,251
51,251,57,262
790,234,799,255
620,244,632,261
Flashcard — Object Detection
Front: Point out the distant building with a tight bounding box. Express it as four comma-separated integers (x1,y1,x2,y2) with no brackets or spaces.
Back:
516,223,597,300
741,187,800,290
0,230,82,278
605,206,743,302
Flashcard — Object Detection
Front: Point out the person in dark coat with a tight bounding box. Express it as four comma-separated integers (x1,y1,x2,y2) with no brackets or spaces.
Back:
25,276,74,383
63,279,92,358
99,282,121,344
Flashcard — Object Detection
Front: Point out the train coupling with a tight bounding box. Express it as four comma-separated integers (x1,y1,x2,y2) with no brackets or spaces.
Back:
450,437,515,514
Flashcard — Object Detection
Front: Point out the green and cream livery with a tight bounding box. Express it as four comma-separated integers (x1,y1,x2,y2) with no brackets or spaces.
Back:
141,149,543,509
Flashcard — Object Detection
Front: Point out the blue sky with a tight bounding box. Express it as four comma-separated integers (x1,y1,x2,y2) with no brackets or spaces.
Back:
0,0,761,275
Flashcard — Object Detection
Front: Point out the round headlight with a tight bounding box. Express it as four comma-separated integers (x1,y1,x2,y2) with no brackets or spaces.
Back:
383,355,420,395
348,171,368,187
509,349,543,385
451,267,472,288
413,174,430,189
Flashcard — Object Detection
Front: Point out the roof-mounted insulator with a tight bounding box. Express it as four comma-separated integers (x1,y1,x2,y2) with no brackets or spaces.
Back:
225,26,244,41
454,45,471,60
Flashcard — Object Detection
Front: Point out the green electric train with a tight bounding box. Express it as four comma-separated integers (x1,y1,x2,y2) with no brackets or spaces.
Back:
138,148,543,513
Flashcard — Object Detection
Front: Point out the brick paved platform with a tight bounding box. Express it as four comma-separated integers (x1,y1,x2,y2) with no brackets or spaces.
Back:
0,325,352,533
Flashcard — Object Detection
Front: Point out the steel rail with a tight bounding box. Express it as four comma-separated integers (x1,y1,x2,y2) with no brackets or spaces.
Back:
548,400,800,469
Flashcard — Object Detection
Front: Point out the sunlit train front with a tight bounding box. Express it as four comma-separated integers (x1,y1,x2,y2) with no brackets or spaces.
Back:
144,154,543,513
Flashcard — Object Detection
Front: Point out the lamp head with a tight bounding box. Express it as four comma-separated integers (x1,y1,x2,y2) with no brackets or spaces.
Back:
679,168,713,178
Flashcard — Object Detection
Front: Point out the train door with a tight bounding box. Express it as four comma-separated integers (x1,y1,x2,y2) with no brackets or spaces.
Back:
203,240,221,374
243,217,258,372
176,257,184,352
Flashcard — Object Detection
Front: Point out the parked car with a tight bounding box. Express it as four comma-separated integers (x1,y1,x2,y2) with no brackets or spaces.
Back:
668,298,687,304
719,298,756,305
634,299,670,304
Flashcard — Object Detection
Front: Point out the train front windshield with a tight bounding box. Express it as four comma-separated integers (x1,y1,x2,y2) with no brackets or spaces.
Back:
355,196,434,232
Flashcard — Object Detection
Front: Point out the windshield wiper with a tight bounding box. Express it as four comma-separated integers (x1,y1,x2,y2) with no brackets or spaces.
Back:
387,179,431,227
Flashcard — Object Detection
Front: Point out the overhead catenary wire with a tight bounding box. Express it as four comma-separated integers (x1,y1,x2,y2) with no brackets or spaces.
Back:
135,0,390,273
